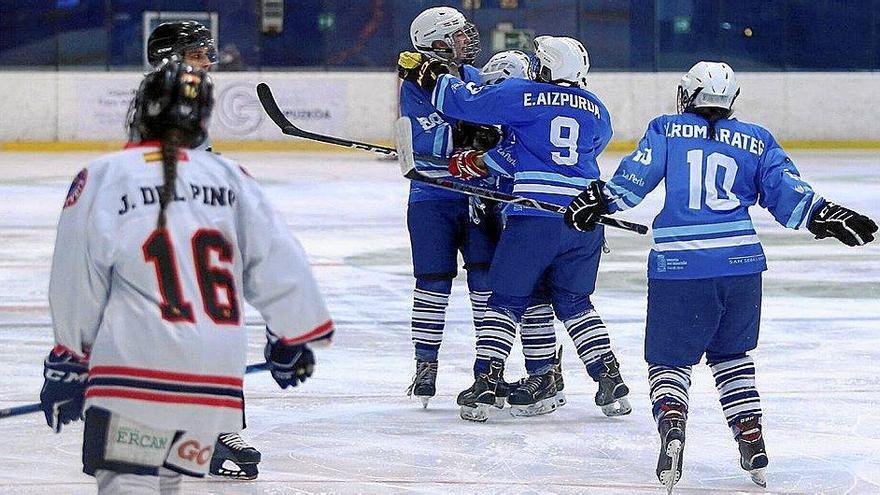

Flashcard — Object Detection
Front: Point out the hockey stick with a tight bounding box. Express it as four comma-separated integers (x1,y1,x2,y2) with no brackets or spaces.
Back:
0,362,272,420
395,117,648,235
255,83,453,166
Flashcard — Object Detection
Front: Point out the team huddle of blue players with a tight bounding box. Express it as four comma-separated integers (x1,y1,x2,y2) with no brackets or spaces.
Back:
397,6,877,493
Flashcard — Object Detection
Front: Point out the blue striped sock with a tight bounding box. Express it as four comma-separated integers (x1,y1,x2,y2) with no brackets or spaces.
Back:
709,355,762,434
411,287,449,362
521,304,556,375
648,364,692,421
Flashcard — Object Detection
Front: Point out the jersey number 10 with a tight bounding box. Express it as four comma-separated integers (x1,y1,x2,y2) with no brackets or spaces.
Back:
143,229,240,325
686,149,740,211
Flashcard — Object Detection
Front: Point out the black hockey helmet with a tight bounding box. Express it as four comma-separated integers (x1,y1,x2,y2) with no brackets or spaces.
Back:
147,21,216,67
129,61,214,147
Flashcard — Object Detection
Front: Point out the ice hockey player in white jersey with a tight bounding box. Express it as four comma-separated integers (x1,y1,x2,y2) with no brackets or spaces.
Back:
39,61,334,494
144,22,257,477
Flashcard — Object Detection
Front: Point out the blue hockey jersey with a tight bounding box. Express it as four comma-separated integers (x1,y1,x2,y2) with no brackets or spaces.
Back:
401,65,483,203
605,113,824,279
431,74,612,217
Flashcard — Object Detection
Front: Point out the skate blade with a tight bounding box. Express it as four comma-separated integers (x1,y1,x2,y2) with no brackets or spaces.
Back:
509,397,558,417
660,439,682,495
600,396,632,417
555,391,567,407
211,460,258,481
749,467,767,487
459,404,490,422
420,396,430,409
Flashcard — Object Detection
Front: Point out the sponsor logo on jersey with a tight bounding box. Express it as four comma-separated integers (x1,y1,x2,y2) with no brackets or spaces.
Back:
416,112,445,131
63,168,88,208
115,426,170,451
177,440,213,465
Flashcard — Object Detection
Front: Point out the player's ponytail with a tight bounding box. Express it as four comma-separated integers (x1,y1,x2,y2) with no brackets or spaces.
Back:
157,132,180,230
692,107,732,140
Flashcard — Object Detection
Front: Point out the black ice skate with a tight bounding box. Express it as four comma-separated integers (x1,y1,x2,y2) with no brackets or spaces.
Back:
405,359,438,408
734,415,768,487
456,359,505,422
553,346,567,407
210,432,261,480
507,371,558,417
595,353,631,416
655,402,687,495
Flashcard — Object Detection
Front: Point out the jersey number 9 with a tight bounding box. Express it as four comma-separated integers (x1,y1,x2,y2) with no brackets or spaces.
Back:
550,116,580,166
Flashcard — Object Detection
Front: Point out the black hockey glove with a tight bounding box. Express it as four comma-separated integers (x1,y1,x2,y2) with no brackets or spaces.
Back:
453,122,502,151
39,348,88,433
264,335,315,389
564,180,609,232
398,52,448,93
807,200,877,246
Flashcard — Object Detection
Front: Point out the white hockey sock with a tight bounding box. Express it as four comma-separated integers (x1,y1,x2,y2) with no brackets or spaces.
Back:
96,469,159,494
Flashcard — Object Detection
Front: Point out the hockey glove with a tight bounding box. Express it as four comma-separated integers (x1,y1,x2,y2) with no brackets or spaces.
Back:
452,122,502,152
39,347,88,433
449,150,487,180
397,51,424,80
565,180,609,232
398,54,449,93
807,200,877,246
264,335,315,389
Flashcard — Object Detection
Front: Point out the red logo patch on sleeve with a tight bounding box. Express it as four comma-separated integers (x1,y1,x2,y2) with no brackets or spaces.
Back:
63,168,88,208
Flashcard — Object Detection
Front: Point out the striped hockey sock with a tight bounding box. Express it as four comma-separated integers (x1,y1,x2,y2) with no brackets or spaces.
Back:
708,354,763,434
411,287,450,362
474,308,517,374
648,364,693,420
520,304,556,375
469,290,491,333
563,310,612,378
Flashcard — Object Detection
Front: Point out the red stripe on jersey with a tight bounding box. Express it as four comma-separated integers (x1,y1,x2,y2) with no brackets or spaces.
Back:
89,366,243,387
86,387,243,409
278,320,334,345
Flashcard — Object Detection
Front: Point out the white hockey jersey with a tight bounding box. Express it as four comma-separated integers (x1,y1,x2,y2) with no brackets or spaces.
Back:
49,142,333,434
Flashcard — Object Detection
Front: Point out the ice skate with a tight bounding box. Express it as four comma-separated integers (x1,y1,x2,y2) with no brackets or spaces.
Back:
405,359,438,408
553,346,567,407
210,432,261,480
456,359,504,422
507,370,558,417
595,353,631,416
655,402,687,494
735,415,768,487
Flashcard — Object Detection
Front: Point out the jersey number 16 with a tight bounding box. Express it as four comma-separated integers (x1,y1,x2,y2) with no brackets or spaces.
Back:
143,229,240,325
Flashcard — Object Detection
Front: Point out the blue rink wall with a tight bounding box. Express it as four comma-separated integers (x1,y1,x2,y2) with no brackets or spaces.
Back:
1,71,880,150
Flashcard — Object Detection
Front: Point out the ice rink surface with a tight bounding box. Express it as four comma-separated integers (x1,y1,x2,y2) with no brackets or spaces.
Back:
0,149,878,494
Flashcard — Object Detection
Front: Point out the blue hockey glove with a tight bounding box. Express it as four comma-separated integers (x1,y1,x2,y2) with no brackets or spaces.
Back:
39,347,88,433
565,180,609,232
264,331,315,389
807,200,877,247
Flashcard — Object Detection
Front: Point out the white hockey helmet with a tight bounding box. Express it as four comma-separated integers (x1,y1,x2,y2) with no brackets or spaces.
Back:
479,50,531,85
677,61,740,113
410,7,480,63
530,36,590,87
